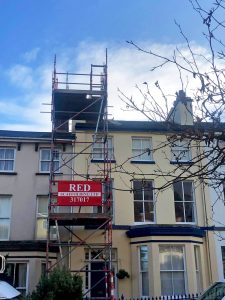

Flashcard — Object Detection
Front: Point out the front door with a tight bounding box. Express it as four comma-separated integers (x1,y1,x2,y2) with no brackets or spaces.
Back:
90,262,106,298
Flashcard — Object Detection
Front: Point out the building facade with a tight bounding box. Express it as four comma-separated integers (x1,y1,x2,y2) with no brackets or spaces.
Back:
0,97,223,297
0,131,73,296
72,118,218,298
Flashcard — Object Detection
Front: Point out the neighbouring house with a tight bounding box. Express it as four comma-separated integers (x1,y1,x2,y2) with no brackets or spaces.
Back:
0,130,73,296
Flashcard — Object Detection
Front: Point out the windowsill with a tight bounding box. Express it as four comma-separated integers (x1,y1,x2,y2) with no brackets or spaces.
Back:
170,161,192,165
91,159,116,163
131,160,155,164
134,221,155,225
0,172,17,175
35,172,63,175
176,221,196,225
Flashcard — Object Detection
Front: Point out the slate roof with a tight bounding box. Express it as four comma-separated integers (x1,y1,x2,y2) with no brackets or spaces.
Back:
0,130,74,141
75,120,225,133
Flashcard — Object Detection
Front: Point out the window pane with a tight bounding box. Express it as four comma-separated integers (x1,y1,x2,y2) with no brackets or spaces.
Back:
41,149,50,160
171,247,184,270
132,139,140,149
41,162,50,172
173,271,185,294
222,247,225,278
183,182,193,202
173,182,183,201
53,161,60,172
0,161,4,170
175,202,184,222
185,202,194,222
144,202,154,222
160,246,172,270
38,197,48,215
142,139,150,149
133,149,141,157
144,181,153,200
0,149,4,159
4,160,13,171
142,272,149,295
36,218,47,239
15,263,27,287
5,149,14,159
133,181,142,200
134,202,144,222
141,151,150,160
53,150,59,160
0,197,11,218
161,271,173,295
0,220,10,239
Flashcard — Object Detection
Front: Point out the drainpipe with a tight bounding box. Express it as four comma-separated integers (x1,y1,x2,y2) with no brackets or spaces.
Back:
197,141,213,284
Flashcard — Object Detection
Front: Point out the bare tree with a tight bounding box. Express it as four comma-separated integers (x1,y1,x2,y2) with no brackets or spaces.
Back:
116,0,225,194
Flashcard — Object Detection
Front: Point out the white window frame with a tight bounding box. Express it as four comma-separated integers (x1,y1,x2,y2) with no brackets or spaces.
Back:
132,137,152,161
171,139,191,162
194,245,202,293
36,195,57,240
39,148,60,173
0,148,16,172
133,180,155,224
0,195,12,241
1,262,28,296
139,245,149,297
92,135,114,161
159,245,187,296
93,179,114,219
173,181,196,223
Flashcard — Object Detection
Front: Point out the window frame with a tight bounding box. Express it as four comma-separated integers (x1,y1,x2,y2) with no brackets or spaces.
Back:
39,148,60,173
93,179,114,219
194,245,203,293
92,135,114,161
36,195,57,240
132,137,153,162
171,139,191,162
0,148,16,172
139,245,149,297
173,181,196,224
0,262,28,296
221,246,225,279
159,245,187,296
133,180,155,224
0,195,12,241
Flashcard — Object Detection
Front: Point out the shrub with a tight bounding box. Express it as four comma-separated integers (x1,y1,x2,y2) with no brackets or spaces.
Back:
26,267,82,300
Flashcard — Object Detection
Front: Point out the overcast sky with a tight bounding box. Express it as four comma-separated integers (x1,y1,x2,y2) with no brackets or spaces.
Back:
0,0,215,131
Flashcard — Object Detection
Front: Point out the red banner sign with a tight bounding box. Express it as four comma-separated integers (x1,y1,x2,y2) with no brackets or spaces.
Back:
57,181,102,206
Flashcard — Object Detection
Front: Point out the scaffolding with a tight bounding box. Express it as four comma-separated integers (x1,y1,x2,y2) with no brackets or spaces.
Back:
46,52,113,299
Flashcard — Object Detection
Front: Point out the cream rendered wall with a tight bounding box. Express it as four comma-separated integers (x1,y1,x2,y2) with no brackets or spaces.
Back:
73,128,216,296
74,130,211,227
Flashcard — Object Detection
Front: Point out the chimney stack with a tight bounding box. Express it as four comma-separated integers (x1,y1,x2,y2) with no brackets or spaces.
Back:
167,90,193,125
